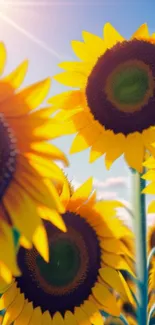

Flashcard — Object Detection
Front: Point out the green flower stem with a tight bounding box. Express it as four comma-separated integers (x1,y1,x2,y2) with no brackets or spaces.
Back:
131,169,147,325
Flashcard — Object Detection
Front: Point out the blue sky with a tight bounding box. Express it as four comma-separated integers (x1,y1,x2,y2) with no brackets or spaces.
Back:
0,0,155,217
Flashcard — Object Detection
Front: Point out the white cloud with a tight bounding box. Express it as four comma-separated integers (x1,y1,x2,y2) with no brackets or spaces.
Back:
70,179,81,190
94,176,129,190
97,190,118,200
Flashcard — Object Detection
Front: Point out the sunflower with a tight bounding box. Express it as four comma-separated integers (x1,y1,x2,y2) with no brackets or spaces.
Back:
0,43,69,285
0,177,135,325
48,23,155,172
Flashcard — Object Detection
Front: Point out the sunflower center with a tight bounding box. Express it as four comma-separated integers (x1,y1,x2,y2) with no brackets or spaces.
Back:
16,213,101,315
86,39,155,135
111,64,149,107
36,239,80,287
0,113,17,199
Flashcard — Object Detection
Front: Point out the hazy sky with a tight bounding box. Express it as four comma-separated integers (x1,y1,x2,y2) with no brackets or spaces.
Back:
0,0,155,219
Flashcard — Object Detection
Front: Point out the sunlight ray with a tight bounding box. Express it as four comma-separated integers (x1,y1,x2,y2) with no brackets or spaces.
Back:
0,1,104,6
0,12,65,59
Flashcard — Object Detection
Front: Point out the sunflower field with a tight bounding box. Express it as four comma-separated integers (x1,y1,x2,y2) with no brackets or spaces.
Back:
1,21,155,325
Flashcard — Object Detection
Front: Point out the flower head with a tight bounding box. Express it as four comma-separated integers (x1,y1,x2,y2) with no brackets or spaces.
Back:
50,23,155,172
0,43,69,285
0,177,135,324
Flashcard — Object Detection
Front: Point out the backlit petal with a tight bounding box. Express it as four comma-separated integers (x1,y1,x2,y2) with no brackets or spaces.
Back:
124,132,144,172
132,23,150,39
103,23,124,48
64,311,77,325
92,283,120,316
28,307,42,325
81,300,103,325
74,307,91,325
53,312,64,325
14,301,33,325
2,293,25,325
53,71,87,88
99,267,134,303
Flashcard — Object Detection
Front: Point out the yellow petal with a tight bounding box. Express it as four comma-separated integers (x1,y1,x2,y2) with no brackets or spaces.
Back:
4,60,28,90
64,311,77,325
71,40,92,61
101,238,133,258
0,221,20,277
28,307,42,325
33,224,49,263
38,206,66,232
70,111,92,129
143,155,155,168
0,282,18,310
0,263,12,286
99,267,134,304
18,155,65,213
92,283,120,316
48,90,87,110
30,119,77,139
2,293,25,325
0,277,12,294
94,200,124,218
142,128,155,155
142,182,155,195
50,108,83,122
103,23,124,48
132,23,149,39
105,133,125,169
82,30,106,58
15,165,64,213
53,312,64,325
124,132,144,172
87,190,97,207
60,177,71,209
74,307,91,325
42,311,52,325
32,106,58,118
53,71,87,88
14,301,33,325
58,61,92,74
2,78,51,116
0,42,7,75
19,236,32,250
70,122,101,153
81,300,103,325
3,183,49,260
89,132,109,163
68,177,93,211
142,170,155,181
148,200,155,213
102,252,135,277
30,142,69,167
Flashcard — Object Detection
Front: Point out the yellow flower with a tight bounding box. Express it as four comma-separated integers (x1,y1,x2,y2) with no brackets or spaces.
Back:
0,177,135,325
49,23,155,172
0,43,69,285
